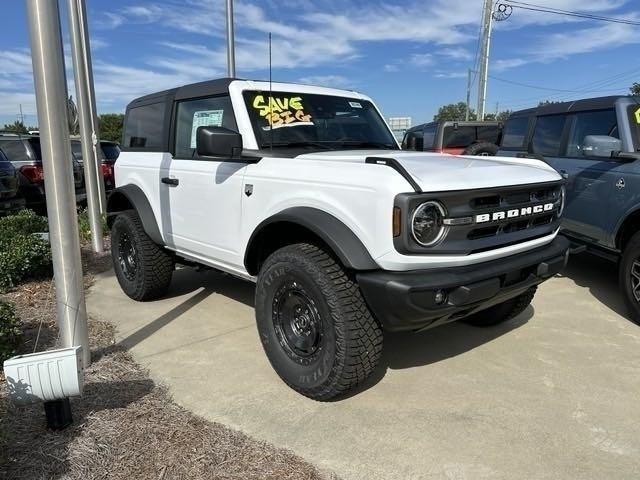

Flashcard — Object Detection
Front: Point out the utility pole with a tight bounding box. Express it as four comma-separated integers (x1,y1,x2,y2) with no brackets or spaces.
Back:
465,68,472,121
225,0,236,77
477,0,494,121
67,0,105,253
19,104,24,125
26,0,90,367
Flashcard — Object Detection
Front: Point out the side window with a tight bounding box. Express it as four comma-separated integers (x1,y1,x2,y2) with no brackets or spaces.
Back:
477,125,500,144
123,102,165,150
174,96,237,159
422,125,437,150
0,140,30,162
566,109,618,158
531,115,567,156
443,126,476,148
403,131,423,151
501,117,529,149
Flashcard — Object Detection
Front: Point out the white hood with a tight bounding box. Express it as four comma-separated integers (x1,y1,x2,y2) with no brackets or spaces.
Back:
296,150,562,192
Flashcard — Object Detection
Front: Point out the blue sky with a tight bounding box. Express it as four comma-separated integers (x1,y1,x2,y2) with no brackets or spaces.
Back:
1,0,639,127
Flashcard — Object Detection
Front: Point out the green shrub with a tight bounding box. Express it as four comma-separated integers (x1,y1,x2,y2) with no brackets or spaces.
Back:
0,301,22,366
77,207,108,244
0,210,52,291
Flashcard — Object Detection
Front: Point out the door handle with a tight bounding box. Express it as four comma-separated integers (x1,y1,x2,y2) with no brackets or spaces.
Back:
559,169,569,180
161,177,179,186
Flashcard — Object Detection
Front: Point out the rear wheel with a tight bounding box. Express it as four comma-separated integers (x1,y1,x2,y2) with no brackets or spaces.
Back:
462,141,498,156
255,243,383,400
618,231,640,325
463,287,537,327
110,210,174,301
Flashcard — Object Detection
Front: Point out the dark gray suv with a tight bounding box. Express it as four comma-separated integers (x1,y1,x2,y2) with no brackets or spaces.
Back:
498,96,640,322
0,133,86,214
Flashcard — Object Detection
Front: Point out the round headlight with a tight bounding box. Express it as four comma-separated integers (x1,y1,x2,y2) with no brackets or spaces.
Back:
558,186,566,217
411,201,446,247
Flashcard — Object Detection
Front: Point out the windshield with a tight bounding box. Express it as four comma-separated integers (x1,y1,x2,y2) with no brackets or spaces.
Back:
243,91,398,151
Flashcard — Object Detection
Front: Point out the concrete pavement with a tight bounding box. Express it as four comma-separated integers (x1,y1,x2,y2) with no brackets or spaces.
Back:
87,253,640,480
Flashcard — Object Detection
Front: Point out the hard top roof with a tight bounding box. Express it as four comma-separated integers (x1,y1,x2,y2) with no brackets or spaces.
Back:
510,95,634,117
406,120,501,132
127,78,236,109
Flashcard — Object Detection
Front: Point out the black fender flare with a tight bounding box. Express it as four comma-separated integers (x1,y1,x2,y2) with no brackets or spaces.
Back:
245,207,379,273
107,184,163,245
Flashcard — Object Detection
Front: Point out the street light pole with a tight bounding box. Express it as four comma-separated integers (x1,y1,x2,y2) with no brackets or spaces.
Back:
25,0,90,368
465,68,472,121
226,0,236,77
67,0,105,254
477,0,494,121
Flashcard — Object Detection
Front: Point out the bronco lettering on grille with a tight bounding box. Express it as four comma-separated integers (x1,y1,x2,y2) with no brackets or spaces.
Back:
475,203,555,224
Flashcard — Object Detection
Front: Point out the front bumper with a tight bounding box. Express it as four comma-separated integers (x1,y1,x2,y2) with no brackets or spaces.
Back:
357,235,570,332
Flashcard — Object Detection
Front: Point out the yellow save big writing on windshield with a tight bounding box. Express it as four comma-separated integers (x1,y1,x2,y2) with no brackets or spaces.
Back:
252,95,313,128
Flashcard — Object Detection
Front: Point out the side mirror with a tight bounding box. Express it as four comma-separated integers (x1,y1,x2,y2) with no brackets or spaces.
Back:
581,135,622,158
196,126,243,158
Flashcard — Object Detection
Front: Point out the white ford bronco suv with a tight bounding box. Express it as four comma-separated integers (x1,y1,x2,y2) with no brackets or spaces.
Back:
108,78,570,400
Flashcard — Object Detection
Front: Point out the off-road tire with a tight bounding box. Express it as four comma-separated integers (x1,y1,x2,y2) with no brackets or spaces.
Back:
463,286,537,327
618,231,640,325
255,243,383,401
111,209,174,301
463,141,498,156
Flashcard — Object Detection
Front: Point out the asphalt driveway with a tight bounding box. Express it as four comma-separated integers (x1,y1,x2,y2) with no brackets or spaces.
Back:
87,253,640,480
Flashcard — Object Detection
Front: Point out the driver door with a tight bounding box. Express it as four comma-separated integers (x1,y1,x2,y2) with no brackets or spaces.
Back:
160,94,246,270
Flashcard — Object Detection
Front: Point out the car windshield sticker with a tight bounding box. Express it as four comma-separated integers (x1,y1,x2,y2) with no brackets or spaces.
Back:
252,95,313,130
190,110,224,148
635,106,640,125
349,101,363,109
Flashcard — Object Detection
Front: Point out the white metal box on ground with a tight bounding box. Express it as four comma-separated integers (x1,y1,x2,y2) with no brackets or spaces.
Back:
3,346,84,406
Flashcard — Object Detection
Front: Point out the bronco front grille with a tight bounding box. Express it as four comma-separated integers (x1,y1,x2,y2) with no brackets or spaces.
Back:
393,181,564,255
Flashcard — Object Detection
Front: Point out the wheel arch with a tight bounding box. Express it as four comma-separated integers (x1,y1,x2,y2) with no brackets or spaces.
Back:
244,207,379,276
107,184,163,245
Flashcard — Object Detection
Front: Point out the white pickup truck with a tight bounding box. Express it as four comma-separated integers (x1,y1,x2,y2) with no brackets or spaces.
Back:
107,79,569,400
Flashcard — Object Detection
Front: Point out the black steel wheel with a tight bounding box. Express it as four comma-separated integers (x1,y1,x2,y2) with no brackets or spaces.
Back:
111,210,174,301
255,243,383,401
619,231,640,325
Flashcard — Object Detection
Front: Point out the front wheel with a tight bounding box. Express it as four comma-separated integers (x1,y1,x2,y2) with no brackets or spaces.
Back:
255,243,383,401
618,231,640,325
110,210,175,301
463,287,537,327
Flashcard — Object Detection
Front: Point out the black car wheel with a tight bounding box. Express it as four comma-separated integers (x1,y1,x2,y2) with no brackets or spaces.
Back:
619,231,640,325
111,210,174,301
255,243,383,401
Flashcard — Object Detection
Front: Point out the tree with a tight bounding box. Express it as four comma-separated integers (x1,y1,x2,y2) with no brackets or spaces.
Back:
2,121,31,134
485,110,513,122
538,100,562,107
631,83,640,96
98,113,124,143
434,102,476,121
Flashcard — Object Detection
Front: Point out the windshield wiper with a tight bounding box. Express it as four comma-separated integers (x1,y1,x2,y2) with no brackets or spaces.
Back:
338,141,397,150
261,141,333,150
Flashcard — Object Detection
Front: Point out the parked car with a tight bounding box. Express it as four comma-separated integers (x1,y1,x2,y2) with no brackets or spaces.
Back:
70,139,121,193
497,95,640,322
0,133,86,214
0,148,26,216
402,120,502,156
107,78,569,400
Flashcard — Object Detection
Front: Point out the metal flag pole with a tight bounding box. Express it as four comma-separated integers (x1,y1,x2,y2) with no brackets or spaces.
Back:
67,0,105,253
26,0,90,368
226,0,236,77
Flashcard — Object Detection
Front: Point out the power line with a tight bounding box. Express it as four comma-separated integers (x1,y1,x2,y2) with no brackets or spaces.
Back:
506,1,640,27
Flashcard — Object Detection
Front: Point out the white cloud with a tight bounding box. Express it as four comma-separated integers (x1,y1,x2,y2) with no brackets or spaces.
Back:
434,71,468,79
437,47,473,61
384,64,399,73
410,53,434,68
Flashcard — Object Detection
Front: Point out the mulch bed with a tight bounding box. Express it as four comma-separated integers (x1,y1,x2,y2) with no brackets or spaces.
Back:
0,243,335,480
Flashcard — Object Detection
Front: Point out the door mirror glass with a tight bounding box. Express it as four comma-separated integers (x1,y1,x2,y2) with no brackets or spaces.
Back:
581,135,622,158
196,126,243,158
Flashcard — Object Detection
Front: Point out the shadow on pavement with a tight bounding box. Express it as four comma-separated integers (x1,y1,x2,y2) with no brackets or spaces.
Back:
559,252,627,318
338,307,533,399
